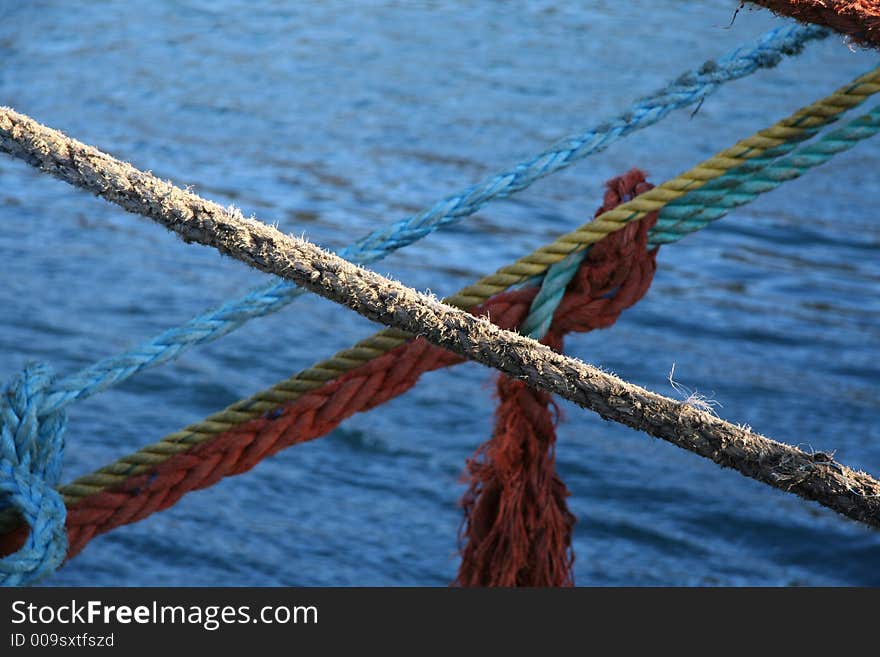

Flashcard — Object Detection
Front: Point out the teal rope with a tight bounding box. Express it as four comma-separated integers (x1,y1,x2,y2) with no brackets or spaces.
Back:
520,251,585,339
649,102,880,245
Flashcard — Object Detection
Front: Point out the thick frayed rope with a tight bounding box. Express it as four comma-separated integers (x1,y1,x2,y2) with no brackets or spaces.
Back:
0,364,67,586
456,170,659,587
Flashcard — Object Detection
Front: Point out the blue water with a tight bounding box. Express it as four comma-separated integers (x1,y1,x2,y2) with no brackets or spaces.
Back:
1,1,878,586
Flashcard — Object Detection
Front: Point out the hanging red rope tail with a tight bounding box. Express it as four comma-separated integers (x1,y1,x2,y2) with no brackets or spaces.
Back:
455,169,661,587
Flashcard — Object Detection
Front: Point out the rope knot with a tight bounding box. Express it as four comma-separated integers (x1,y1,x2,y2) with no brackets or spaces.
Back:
456,169,660,587
0,363,68,586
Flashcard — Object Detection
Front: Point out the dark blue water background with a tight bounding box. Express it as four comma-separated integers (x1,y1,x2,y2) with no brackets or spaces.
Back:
1,1,878,585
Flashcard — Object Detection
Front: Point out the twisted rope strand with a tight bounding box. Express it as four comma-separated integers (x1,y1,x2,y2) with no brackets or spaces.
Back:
0,365,67,585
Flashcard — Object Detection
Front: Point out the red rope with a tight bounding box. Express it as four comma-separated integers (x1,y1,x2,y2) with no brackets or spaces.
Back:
0,170,660,584
747,1,880,48
455,368,575,586
455,169,660,586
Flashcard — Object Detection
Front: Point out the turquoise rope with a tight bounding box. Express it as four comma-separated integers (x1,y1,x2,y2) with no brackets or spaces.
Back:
520,251,585,339
649,102,880,245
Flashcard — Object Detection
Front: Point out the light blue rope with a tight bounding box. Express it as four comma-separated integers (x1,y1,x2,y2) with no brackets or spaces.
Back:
0,364,67,586
37,24,828,415
336,24,828,263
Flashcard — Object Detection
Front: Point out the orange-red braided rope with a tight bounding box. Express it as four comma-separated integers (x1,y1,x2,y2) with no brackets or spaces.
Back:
747,1,880,48
456,170,659,587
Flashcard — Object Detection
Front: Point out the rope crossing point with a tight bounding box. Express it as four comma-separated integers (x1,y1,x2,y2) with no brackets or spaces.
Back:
0,46,878,585
1,66,873,506
60,60,879,481
0,37,865,519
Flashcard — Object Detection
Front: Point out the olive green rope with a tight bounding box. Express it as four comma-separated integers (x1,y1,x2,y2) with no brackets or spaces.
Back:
51,65,880,507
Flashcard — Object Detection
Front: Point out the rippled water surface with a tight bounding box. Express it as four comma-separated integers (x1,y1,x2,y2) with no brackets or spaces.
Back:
1,1,879,586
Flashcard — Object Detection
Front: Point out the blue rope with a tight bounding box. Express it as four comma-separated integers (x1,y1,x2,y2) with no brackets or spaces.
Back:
0,364,67,586
37,24,828,415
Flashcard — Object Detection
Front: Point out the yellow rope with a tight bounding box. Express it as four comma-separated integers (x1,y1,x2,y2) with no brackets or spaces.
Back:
50,65,880,508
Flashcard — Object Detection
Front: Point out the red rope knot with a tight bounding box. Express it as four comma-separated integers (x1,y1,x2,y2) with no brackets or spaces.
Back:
455,168,660,587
